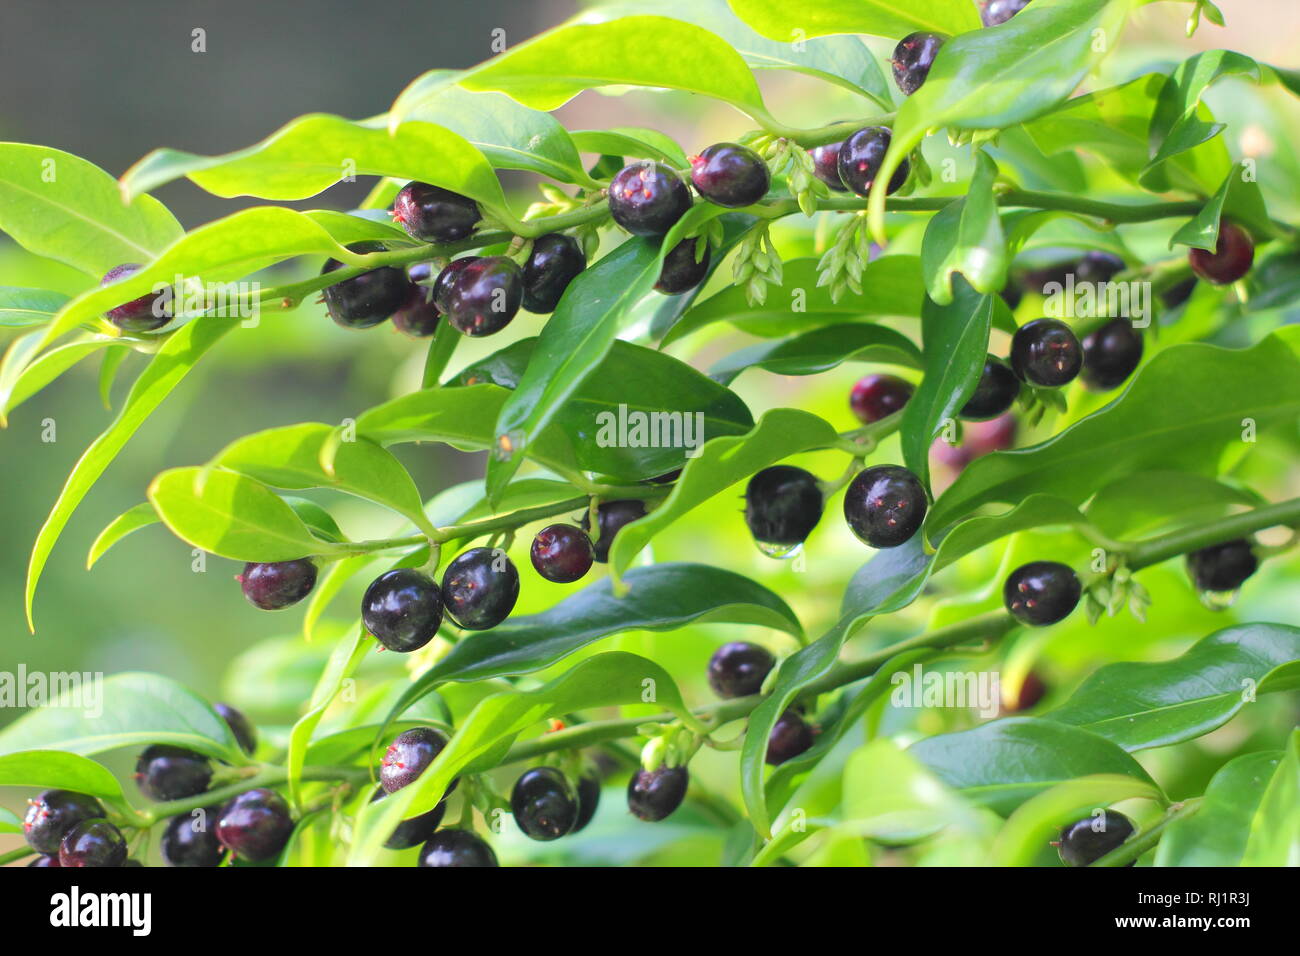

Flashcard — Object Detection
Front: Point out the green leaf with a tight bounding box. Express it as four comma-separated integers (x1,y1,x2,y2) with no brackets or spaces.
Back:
0,285,70,328
304,209,412,247
25,315,238,630
287,627,370,807
0,331,123,425
1169,164,1271,251
0,144,182,276
357,382,506,448
1239,730,1300,866
1245,245,1300,313
920,152,1007,304
87,502,159,569
908,718,1160,815
708,323,922,385
1084,471,1262,538
0,672,243,763
570,128,689,168
1045,623,1300,751
726,0,981,40
1154,750,1284,866
0,752,126,803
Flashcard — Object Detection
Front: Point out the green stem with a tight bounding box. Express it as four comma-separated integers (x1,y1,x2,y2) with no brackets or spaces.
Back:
1091,798,1203,867
998,189,1202,224
757,115,898,148
0,845,36,866
1125,497,1300,570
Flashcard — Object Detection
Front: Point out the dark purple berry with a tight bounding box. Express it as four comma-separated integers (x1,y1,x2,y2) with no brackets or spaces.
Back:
1001,276,1024,310
522,233,586,313
744,466,823,555
843,465,927,549
101,263,169,332
981,0,1031,27
441,546,520,631
708,641,775,699
215,702,257,756
239,558,317,610
1004,561,1081,626
59,819,127,868
530,524,595,583
627,766,689,822
135,745,212,802
850,374,913,424
391,284,441,338
934,414,1018,473
837,127,909,197
392,181,480,243
443,255,523,336
511,767,578,841
370,787,447,850
1074,251,1126,284
891,32,944,96
689,142,770,208
608,161,693,237
321,242,413,329
655,238,711,295
809,142,848,192
381,727,450,794
28,854,61,867
648,469,682,484
1057,810,1135,866
572,773,601,834
1080,319,1143,391
960,356,1021,420
1186,539,1258,593
1161,276,1197,308
407,261,436,284
1189,220,1254,285
1010,318,1082,387
580,499,647,563
23,790,104,854
160,808,226,867
432,256,480,313
362,568,444,652
418,829,498,867
215,788,294,862
766,710,815,766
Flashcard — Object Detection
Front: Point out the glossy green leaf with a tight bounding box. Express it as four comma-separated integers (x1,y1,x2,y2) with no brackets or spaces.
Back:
1083,471,1262,538
287,628,370,807
87,502,158,569
708,323,922,385
1169,163,1272,251
570,128,689,169
1154,750,1284,866
0,807,20,834
0,751,126,803
1239,730,1300,866
0,331,122,425
726,0,981,40
920,152,1006,304
304,209,411,247
1245,245,1300,313
0,285,70,328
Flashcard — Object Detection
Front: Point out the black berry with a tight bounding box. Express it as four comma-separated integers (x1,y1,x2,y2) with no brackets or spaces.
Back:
392,181,480,243
216,788,294,862
891,32,944,96
572,773,601,834
1074,251,1125,284
239,558,317,610
655,238,711,295
441,547,520,630
1003,561,1081,626
442,255,523,336
1080,319,1143,391
101,263,169,332
135,745,212,802
215,702,257,756
580,499,648,563
1161,276,1197,308
432,256,480,313
418,829,498,867
23,790,104,854
850,374,913,424
59,819,127,868
1186,539,1258,592
381,727,450,794
1009,318,1082,387
391,285,441,338
608,161,693,236
362,568,444,652
160,808,226,867
981,0,1031,27
744,466,824,556
960,356,1020,420
321,242,412,329
1189,220,1254,285
28,854,61,867
530,524,595,583
1057,810,1135,866
627,766,689,822
766,710,815,766
522,233,586,313
843,465,927,549
370,787,446,850
809,142,848,192
707,641,775,699
837,127,909,197
511,767,579,841
689,142,770,208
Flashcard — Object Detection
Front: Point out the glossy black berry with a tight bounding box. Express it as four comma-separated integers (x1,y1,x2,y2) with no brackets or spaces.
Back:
381,727,450,794
837,127,909,197
160,808,226,867
1080,319,1143,391
321,242,412,329
101,263,169,332
707,641,775,699
843,465,927,549
511,767,579,841
689,142,770,208
28,854,61,867
216,788,293,862
530,524,595,583
362,568,444,652
608,161,693,237
23,790,105,854
809,142,848,192
1010,318,1082,387
891,32,944,96
239,558,317,611
391,285,441,338
59,819,127,868
522,233,586,313
766,710,815,766
850,374,913,424
1057,810,1135,867
441,547,520,630
572,773,601,834
1074,251,1126,284
627,766,689,822
418,829,498,867
392,181,480,243
655,238,711,295
960,356,1021,420
580,499,647,563
215,702,257,756
443,255,523,336
432,256,481,313
744,466,823,555
370,787,446,850
135,745,212,802
1189,220,1254,285
1003,561,1081,626
1186,539,1258,593
981,0,1031,27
